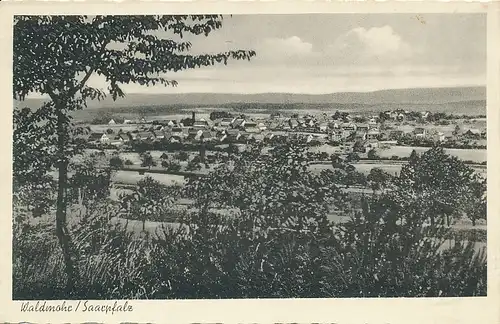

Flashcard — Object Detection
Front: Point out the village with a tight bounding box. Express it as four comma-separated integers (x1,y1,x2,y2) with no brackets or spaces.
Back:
79,108,487,158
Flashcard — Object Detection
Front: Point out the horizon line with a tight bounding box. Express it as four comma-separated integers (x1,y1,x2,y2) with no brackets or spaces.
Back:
20,84,486,100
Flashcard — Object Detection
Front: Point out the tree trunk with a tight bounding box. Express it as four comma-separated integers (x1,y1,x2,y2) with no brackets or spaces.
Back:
55,108,77,294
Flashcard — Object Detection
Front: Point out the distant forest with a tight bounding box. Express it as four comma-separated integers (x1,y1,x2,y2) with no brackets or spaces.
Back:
68,100,486,121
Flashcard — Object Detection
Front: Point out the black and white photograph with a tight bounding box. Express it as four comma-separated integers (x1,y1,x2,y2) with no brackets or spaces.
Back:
12,12,489,302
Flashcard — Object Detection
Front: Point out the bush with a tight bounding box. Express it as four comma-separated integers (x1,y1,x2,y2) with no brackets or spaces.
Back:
12,143,487,299
109,156,123,169
174,151,189,161
367,149,379,160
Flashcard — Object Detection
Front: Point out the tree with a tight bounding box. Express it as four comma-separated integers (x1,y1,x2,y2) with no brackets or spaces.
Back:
185,143,350,235
210,111,233,121
394,147,485,226
367,149,380,160
68,158,112,212
13,15,255,291
367,167,391,192
109,155,124,169
140,152,156,169
352,140,365,153
119,176,175,231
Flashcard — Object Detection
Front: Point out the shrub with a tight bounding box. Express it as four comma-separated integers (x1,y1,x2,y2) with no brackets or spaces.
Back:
109,156,123,169
367,149,379,160
174,151,189,161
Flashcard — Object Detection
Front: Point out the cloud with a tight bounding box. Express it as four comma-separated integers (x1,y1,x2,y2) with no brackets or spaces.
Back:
256,36,315,62
329,26,413,64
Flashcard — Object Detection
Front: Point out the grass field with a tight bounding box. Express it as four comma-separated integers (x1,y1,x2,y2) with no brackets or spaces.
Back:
377,146,486,163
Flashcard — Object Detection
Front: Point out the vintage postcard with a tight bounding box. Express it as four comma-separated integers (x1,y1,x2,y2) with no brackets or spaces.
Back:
0,1,499,323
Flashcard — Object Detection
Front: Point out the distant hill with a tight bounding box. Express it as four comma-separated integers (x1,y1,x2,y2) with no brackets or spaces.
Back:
15,86,486,110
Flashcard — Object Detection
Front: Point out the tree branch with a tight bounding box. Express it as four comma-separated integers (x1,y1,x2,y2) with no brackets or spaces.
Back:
70,39,110,98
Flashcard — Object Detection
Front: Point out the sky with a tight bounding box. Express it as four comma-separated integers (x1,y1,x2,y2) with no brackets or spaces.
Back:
86,13,486,94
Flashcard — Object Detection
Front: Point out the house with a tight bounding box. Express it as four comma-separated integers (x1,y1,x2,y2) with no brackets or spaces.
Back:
318,123,328,132
413,127,427,138
187,128,203,141
152,130,165,140
368,117,378,125
137,131,154,141
226,129,242,142
127,132,140,141
170,127,185,139
306,134,315,143
463,128,482,139
217,130,228,142
111,133,128,146
270,112,282,119
88,132,110,144
422,111,430,120
434,132,446,142
123,119,132,124
167,135,182,143
114,133,130,143
139,117,147,124
367,129,380,140
305,118,316,128
352,130,366,141
342,129,354,139
329,130,343,142
218,118,235,128
192,119,209,130
289,119,299,129
356,124,370,133
341,122,357,132
232,118,246,129
257,122,267,131
268,121,281,130
329,121,340,129
108,119,116,125
200,130,215,142
243,122,261,133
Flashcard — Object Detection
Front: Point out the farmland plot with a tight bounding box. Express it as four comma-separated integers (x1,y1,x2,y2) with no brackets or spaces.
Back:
378,146,486,163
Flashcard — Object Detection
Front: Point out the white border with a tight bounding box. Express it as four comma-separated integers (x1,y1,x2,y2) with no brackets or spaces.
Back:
1,2,499,324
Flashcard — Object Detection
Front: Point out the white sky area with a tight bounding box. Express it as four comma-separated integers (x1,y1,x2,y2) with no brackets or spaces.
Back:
40,14,488,95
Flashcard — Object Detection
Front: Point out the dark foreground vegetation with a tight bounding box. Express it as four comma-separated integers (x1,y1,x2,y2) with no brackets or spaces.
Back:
13,144,487,299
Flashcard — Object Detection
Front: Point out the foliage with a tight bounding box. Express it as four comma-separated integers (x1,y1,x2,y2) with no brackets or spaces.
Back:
174,151,190,161
366,167,392,191
367,149,379,160
210,111,233,121
67,158,112,209
185,143,350,235
118,176,176,226
140,152,156,168
393,147,486,226
109,155,124,169
12,143,487,299
320,196,486,297
13,14,256,291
